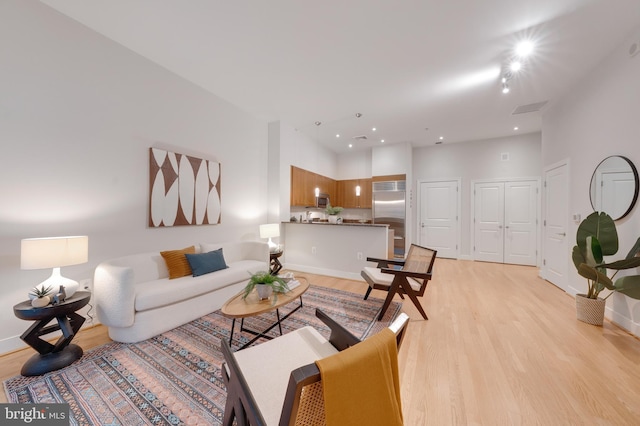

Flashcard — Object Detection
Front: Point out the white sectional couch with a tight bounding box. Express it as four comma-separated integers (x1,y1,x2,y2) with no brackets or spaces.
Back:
94,240,269,343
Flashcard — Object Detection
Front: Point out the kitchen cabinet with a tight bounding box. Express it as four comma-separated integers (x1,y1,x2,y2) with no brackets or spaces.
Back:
336,178,372,208
290,166,336,207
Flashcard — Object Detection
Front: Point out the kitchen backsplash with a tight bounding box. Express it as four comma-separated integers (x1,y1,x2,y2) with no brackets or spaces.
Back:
289,207,372,223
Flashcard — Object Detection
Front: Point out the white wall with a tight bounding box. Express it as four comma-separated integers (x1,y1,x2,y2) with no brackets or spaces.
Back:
336,149,372,180
542,25,640,335
0,1,268,353
412,132,542,256
274,121,338,222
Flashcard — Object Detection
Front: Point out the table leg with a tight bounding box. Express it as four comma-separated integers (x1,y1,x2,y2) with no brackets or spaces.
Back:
229,318,237,347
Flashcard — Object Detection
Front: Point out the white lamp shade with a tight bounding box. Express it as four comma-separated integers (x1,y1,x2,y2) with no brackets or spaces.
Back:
259,224,280,239
21,236,89,270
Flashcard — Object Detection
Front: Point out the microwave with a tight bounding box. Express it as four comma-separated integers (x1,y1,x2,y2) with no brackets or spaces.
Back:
316,193,330,208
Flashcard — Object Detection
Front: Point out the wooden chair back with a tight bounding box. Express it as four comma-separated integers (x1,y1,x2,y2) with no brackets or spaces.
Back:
402,244,436,296
221,309,409,426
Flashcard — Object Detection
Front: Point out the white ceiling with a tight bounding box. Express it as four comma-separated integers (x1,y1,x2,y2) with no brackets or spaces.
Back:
41,0,640,153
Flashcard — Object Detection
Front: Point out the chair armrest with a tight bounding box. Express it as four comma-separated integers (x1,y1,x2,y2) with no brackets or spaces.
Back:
315,309,361,351
381,268,432,280
280,363,322,426
365,257,405,268
220,339,268,426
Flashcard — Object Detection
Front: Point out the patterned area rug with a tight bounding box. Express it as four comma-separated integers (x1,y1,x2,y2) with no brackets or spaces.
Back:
4,285,401,425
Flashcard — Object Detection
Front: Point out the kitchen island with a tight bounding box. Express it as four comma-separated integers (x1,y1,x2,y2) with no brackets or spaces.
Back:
281,221,390,280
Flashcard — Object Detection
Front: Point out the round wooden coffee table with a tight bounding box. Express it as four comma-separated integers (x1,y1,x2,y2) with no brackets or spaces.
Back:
221,278,309,350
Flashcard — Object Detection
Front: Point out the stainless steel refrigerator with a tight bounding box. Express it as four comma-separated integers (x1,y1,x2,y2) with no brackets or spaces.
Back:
372,180,406,258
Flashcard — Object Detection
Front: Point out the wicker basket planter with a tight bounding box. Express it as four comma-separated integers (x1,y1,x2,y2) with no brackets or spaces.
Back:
575,294,606,326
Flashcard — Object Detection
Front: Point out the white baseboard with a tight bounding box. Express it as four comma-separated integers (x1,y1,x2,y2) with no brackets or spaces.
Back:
283,263,363,282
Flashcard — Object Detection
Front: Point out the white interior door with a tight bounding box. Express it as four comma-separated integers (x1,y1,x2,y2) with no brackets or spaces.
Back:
418,180,459,259
504,181,538,266
474,182,505,263
599,170,635,217
543,162,569,291
474,180,539,265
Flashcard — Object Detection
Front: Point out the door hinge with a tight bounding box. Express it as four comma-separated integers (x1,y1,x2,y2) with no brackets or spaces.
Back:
543,219,546,226
543,259,546,265
544,181,547,188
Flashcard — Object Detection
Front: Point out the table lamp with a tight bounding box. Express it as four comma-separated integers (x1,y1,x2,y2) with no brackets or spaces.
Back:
21,236,89,298
259,223,280,252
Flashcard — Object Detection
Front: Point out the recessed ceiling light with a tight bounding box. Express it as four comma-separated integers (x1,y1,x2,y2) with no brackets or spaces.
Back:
372,127,376,132
510,61,522,72
336,134,340,138
439,136,444,140
348,144,353,148
381,139,385,143
514,126,519,131
516,41,534,57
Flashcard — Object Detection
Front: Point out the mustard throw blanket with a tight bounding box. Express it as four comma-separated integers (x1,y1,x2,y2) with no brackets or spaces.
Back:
316,328,403,426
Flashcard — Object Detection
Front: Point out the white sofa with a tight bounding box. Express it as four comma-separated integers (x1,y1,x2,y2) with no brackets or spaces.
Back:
94,241,269,343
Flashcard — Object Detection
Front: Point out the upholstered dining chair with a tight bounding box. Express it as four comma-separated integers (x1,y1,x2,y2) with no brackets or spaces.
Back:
221,308,409,426
361,243,437,320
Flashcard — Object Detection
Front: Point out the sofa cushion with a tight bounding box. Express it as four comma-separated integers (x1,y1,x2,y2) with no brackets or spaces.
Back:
160,246,196,279
134,259,264,312
185,248,228,277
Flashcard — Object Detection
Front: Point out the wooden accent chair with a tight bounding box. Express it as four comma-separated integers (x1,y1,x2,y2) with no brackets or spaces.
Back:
221,308,409,426
361,243,437,320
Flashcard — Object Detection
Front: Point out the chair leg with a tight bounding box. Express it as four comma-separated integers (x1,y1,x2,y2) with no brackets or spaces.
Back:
364,286,373,300
400,280,428,320
377,278,402,320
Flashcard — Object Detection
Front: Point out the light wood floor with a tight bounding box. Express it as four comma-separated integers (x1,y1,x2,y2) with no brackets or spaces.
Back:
2,259,640,425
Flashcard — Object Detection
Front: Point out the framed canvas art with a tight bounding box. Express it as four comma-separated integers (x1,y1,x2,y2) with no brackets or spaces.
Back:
149,148,221,227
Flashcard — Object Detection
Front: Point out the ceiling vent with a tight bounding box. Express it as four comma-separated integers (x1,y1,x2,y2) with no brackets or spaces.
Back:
512,101,548,115
352,135,368,141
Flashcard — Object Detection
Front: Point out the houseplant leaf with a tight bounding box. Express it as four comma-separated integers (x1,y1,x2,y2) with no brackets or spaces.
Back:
577,263,614,290
626,237,640,259
576,212,618,256
572,245,585,270
600,257,640,270
585,235,603,266
614,275,640,299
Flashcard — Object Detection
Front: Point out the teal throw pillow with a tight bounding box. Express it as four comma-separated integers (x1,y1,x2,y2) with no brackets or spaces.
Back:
185,248,228,277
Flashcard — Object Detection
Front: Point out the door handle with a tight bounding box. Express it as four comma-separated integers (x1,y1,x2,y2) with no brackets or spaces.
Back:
556,232,566,236
498,225,503,229
505,226,510,229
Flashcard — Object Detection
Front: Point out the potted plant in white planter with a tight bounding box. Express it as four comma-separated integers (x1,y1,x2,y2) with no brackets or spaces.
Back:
571,211,640,325
325,204,344,224
242,271,289,303
29,284,54,308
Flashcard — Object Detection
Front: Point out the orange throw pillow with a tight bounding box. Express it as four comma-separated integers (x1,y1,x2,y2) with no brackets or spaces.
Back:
160,246,196,279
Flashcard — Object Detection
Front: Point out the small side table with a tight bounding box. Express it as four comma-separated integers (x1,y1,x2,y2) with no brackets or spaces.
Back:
13,291,91,376
269,250,283,275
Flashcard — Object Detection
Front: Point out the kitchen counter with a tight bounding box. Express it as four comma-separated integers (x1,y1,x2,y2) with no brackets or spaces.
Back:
281,221,389,280
286,221,387,228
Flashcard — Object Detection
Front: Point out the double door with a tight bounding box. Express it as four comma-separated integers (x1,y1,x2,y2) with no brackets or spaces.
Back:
473,180,539,266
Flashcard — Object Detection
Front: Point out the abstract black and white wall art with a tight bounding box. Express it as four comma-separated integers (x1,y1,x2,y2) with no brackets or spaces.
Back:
149,148,221,227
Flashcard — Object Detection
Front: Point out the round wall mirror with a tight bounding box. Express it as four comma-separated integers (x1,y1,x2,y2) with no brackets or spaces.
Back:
589,155,639,220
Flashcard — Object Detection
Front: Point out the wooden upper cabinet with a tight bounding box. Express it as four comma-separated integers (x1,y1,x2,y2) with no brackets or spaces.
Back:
290,166,337,207
290,166,372,208
358,178,372,208
335,178,372,208
291,166,314,206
